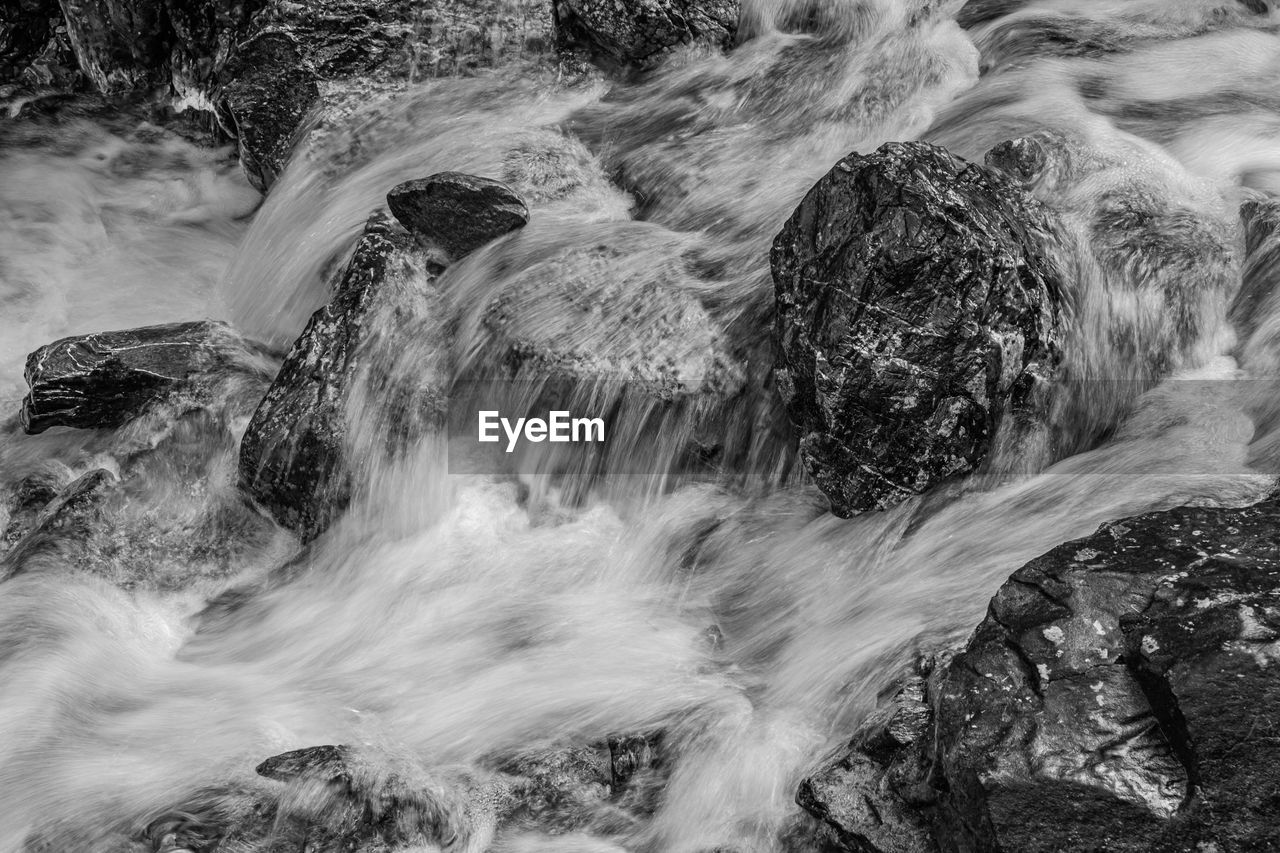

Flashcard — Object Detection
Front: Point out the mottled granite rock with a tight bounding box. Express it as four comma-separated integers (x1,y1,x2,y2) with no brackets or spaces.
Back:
387,172,529,260
802,497,1280,852
20,320,255,434
771,141,1062,517
553,0,739,69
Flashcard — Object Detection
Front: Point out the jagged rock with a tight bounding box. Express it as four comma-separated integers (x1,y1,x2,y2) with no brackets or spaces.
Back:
0,468,117,580
216,30,319,191
771,141,1062,517
238,211,444,541
387,172,530,260
552,0,739,69
56,0,169,91
20,319,258,435
802,497,1280,852
0,0,77,86
165,0,265,102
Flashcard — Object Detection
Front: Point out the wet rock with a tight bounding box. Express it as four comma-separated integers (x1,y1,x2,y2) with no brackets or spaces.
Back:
771,141,1062,517
0,0,77,86
253,743,516,851
387,172,530,260
216,30,319,192
553,0,739,69
0,468,117,580
0,464,70,551
56,0,170,91
475,222,743,398
803,497,1280,852
165,0,265,103
21,319,257,435
238,211,444,541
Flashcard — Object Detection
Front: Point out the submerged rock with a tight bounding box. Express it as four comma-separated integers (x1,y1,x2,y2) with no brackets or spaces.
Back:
771,141,1062,517
553,0,739,69
20,319,257,434
238,211,444,541
803,497,1280,852
387,172,530,260
0,468,117,580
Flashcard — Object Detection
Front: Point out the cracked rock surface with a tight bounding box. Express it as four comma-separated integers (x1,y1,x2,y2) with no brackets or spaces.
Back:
801,496,1280,853
771,141,1063,517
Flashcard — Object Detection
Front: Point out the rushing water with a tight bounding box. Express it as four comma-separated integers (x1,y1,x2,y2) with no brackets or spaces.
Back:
2,1,1279,851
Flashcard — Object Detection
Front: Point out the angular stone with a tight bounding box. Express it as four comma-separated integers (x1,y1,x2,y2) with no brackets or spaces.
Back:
21,319,253,434
553,0,738,69
803,497,1280,852
56,0,169,91
386,172,529,260
771,141,1062,517
238,211,444,541
217,29,319,191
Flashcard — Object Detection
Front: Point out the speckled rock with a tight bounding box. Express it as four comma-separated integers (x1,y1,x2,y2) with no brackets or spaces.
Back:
386,172,530,260
165,0,265,103
553,0,739,69
238,211,444,541
771,141,1062,517
802,497,1280,853
216,29,318,191
20,320,257,434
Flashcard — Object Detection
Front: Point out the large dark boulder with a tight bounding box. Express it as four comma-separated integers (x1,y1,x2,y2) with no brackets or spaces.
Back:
771,141,1062,517
20,319,258,434
387,172,530,261
552,0,739,69
802,497,1280,853
238,210,444,541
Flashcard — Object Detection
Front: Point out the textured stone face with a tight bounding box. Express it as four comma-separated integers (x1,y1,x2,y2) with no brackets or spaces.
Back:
56,0,169,91
217,30,320,191
802,498,1280,853
20,319,250,434
238,211,442,542
553,0,739,68
386,172,530,260
771,141,1062,517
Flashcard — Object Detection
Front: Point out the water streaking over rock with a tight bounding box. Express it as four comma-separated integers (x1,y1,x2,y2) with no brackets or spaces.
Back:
0,1,1279,852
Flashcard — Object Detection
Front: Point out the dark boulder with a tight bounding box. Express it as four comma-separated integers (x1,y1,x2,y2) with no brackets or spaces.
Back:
20,319,257,434
771,141,1062,517
238,211,444,541
802,497,1280,852
387,172,530,261
55,0,170,91
552,0,739,69
216,29,319,192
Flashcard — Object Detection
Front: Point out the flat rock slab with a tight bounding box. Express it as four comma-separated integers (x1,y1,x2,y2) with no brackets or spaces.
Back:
386,172,529,260
21,319,252,434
